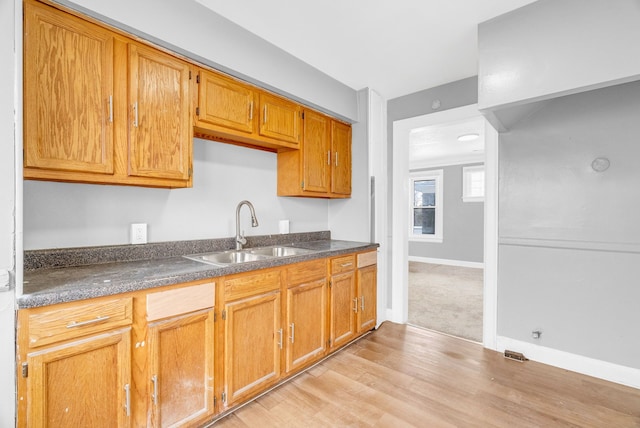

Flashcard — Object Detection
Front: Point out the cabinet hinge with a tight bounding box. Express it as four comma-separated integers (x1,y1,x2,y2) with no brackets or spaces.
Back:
188,166,193,178
222,310,227,321
189,70,192,80
196,73,200,84
221,392,227,403
214,396,217,407
329,280,332,287
214,311,217,322
301,111,305,119
301,181,304,189
21,363,28,378
195,106,200,116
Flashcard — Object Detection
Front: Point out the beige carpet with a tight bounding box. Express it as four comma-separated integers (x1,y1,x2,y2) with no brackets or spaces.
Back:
408,262,483,342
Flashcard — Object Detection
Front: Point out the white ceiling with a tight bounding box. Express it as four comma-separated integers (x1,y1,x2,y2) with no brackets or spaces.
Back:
409,117,485,169
195,0,537,100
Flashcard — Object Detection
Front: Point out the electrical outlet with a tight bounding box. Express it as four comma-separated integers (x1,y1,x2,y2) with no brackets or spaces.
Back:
130,223,147,244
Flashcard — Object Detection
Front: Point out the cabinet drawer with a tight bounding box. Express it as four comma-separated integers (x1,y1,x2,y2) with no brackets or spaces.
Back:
26,297,133,348
330,255,355,274
286,259,326,286
357,251,377,268
224,269,281,301
147,281,215,321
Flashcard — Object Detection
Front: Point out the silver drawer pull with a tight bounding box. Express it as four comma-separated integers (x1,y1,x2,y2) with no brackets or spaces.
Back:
66,315,110,329
341,262,353,267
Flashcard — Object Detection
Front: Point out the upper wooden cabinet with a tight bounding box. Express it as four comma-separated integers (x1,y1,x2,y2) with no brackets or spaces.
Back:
127,42,192,181
277,110,352,198
194,68,301,152
258,92,302,145
23,1,115,175
195,70,255,135
23,0,193,188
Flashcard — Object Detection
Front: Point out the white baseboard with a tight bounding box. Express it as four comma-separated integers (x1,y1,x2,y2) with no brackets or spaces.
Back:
408,256,484,269
497,336,640,389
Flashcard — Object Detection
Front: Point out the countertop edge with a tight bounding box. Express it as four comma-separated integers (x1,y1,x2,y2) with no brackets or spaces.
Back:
19,241,379,309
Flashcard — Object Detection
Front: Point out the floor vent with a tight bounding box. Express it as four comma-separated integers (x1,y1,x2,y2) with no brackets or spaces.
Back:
504,350,528,362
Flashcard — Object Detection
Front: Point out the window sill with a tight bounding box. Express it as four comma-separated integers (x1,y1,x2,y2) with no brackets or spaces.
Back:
409,236,443,243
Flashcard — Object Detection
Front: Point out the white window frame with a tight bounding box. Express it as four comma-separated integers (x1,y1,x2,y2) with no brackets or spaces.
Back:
462,165,485,203
409,169,443,243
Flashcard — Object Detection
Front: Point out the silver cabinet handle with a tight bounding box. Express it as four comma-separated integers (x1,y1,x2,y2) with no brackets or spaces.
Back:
263,105,267,124
341,262,353,268
151,375,158,406
133,102,138,127
249,101,254,120
124,384,131,416
66,315,110,329
335,151,339,166
290,323,295,343
108,95,113,123
361,296,365,311
327,151,331,166
353,298,358,313
277,328,283,349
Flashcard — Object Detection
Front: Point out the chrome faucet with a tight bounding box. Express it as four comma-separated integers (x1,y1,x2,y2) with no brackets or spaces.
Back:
235,200,259,250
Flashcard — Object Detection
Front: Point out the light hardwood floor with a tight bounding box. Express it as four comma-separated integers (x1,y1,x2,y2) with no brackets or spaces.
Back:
211,322,640,427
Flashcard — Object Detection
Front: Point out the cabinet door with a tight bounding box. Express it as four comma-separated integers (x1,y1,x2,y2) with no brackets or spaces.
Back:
196,70,255,134
259,92,301,144
285,279,327,373
128,43,192,181
302,110,331,193
329,271,356,349
148,309,214,428
24,1,114,175
224,292,281,407
331,121,352,195
26,328,131,428
357,265,377,333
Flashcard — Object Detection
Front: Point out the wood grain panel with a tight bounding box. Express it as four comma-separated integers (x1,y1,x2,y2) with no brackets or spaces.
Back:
224,269,281,301
224,291,281,407
258,92,301,145
357,265,377,333
146,281,215,321
331,120,352,195
301,110,330,193
197,70,255,133
285,259,326,286
357,250,377,268
148,309,215,427
285,279,327,373
24,0,114,174
27,328,131,427
128,42,192,181
330,255,355,274
27,297,132,348
329,271,356,349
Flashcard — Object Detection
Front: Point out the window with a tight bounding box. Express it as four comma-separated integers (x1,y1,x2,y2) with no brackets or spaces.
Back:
410,170,443,242
463,165,485,202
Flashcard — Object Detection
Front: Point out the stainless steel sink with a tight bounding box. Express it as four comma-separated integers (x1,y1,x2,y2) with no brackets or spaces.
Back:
184,250,270,266
184,246,313,266
247,246,312,257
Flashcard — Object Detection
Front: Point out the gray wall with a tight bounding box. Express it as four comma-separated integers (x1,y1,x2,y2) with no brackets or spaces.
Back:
409,164,484,263
498,80,640,369
24,140,329,249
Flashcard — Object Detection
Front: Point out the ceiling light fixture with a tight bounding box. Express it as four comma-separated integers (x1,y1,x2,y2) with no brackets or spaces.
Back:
457,133,479,142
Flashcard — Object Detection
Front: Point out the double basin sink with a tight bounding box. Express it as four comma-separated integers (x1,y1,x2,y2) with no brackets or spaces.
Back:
184,246,313,267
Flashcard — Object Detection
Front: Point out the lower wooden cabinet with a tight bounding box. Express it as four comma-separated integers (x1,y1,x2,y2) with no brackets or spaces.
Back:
221,268,282,408
147,309,215,427
284,259,327,373
17,295,134,428
18,251,376,426
25,328,132,428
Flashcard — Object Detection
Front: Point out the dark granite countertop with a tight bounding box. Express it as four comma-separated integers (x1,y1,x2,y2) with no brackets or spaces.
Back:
20,231,378,309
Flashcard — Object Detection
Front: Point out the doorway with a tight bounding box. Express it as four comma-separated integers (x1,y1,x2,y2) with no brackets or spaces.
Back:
390,104,498,350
